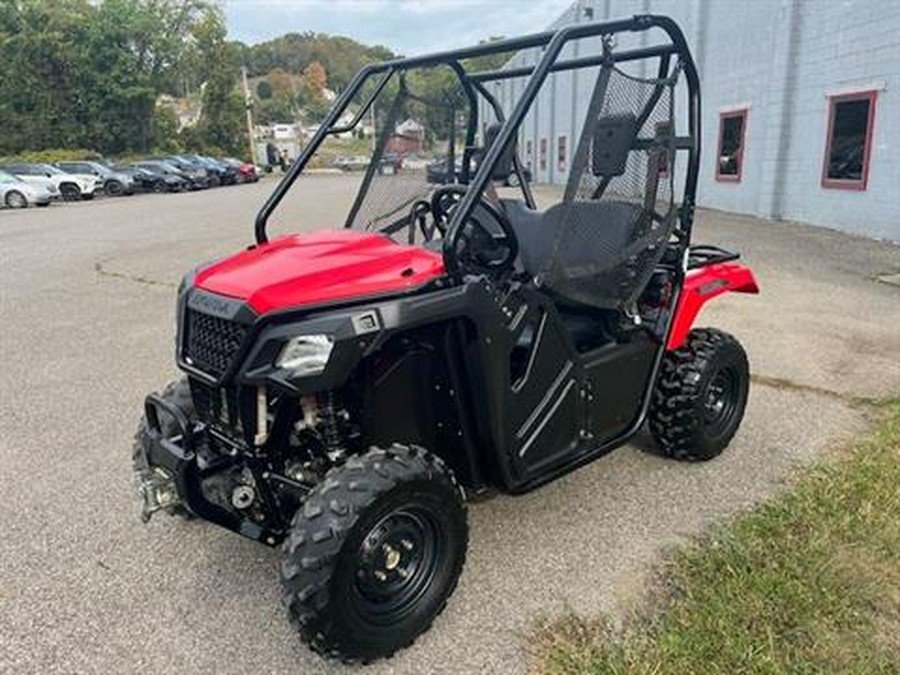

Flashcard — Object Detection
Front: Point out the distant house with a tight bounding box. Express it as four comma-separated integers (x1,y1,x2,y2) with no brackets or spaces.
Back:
396,118,424,138
386,118,425,154
272,124,300,140
156,93,201,131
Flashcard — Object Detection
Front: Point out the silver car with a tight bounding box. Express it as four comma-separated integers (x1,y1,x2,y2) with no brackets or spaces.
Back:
0,170,53,208
56,160,135,196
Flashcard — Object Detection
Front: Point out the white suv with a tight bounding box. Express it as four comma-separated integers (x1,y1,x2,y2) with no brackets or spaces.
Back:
3,163,103,201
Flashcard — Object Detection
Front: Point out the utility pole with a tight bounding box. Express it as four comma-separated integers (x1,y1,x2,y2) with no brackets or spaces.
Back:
241,62,257,165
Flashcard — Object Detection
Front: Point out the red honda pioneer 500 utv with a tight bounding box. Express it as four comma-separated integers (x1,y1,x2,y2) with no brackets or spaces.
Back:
135,15,758,662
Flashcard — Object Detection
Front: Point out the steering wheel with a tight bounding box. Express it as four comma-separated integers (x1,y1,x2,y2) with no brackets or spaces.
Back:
430,185,518,272
406,199,438,244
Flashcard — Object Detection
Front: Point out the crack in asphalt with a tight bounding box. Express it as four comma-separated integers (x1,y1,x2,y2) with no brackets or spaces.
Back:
751,374,880,407
94,259,177,288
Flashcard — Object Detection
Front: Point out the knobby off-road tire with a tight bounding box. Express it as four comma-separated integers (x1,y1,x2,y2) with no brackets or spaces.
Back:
132,377,195,518
280,444,468,662
649,328,749,461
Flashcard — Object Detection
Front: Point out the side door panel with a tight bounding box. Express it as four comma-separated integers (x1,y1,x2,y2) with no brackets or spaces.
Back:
503,299,583,482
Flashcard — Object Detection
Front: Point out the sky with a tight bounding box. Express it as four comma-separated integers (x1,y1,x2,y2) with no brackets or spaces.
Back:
222,0,568,54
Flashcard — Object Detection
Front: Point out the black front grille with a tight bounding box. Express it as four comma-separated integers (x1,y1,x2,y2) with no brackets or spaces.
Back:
184,308,247,378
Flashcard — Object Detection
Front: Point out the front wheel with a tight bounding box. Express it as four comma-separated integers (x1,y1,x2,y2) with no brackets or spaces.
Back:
105,179,123,196
281,445,468,662
649,328,749,461
59,183,81,201
5,190,28,208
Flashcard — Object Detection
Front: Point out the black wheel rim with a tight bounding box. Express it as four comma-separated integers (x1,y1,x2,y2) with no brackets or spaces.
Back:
352,506,442,625
107,181,121,195
703,365,741,437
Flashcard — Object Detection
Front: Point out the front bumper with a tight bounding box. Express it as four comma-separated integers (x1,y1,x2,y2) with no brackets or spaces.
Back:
137,393,281,544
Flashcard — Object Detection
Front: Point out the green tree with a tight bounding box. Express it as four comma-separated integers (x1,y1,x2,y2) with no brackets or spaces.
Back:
256,80,273,99
0,0,215,155
190,8,246,155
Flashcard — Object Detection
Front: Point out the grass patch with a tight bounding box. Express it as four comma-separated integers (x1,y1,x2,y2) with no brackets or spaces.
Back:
532,400,900,675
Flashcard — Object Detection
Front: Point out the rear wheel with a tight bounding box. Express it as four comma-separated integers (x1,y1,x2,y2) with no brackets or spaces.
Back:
59,183,80,201
649,328,749,461
281,444,468,662
5,190,28,208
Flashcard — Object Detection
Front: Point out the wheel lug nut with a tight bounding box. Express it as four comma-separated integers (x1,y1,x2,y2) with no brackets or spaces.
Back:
374,570,387,582
401,539,414,551
397,568,409,579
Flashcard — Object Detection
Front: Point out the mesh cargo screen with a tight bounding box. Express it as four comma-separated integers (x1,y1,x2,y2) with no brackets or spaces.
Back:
535,65,678,309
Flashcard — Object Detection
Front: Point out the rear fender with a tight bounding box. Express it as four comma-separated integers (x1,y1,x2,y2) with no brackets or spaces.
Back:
667,263,758,350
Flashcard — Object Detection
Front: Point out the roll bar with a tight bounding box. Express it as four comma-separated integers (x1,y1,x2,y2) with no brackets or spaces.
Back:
254,14,701,279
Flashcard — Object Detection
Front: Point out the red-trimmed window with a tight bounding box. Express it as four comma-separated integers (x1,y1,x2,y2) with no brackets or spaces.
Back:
715,109,748,182
557,135,567,173
822,90,877,190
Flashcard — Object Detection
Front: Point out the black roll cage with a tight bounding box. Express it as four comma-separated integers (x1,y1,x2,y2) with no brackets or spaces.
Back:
254,14,701,279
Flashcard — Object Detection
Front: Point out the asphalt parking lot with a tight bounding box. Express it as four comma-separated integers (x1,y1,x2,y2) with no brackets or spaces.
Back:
1,177,898,674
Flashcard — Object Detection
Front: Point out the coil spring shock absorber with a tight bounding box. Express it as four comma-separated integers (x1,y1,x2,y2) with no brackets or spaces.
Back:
320,391,346,462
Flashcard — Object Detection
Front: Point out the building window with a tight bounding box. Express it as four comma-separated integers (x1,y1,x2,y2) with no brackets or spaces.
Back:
525,139,533,170
557,135,567,173
715,109,747,182
822,90,877,190
539,138,547,171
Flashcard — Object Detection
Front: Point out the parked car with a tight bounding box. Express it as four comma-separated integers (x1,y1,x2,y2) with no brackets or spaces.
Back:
221,157,260,183
177,155,238,186
56,160,135,196
2,163,101,201
0,169,53,208
137,160,208,190
426,157,463,184
334,155,370,172
160,156,216,187
115,165,187,193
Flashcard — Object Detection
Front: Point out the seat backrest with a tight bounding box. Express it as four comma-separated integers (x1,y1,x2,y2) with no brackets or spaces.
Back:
505,199,645,274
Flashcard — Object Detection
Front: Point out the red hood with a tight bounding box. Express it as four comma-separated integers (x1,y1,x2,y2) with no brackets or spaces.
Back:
195,230,445,314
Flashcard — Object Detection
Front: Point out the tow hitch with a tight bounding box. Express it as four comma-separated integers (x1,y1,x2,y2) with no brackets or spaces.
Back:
136,393,196,522
135,466,180,522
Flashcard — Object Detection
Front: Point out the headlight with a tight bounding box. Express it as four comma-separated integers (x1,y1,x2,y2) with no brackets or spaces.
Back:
276,335,334,375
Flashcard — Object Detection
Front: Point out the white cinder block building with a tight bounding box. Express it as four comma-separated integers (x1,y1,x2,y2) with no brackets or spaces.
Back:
493,0,899,240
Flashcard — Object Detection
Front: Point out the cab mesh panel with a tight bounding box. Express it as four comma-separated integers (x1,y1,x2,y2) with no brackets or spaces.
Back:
539,66,677,309
347,81,465,236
